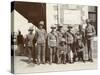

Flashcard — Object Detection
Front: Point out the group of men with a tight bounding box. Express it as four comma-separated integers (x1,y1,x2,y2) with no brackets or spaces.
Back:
17,19,96,65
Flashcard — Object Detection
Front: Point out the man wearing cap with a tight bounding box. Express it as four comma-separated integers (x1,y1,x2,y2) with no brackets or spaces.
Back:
17,31,24,56
57,38,68,64
35,21,47,64
75,25,85,62
56,25,64,63
85,19,96,62
64,25,75,63
48,25,57,64
26,27,35,63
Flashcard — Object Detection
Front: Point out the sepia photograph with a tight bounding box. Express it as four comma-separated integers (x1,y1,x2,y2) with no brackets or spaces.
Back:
11,1,98,74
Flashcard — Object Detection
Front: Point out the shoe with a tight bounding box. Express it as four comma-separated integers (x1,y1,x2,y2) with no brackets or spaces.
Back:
90,59,93,62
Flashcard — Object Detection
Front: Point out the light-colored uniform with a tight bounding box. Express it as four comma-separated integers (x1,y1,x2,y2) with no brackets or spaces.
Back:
64,31,74,63
27,33,34,63
85,24,96,61
35,28,47,64
48,31,57,63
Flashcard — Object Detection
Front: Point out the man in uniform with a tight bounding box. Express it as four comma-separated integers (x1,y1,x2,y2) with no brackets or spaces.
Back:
64,25,75,63
85,19,96,62
48,25,57,64
26,27,35,63
75,25,85,62
35,21,47,65
16,31,24,56
56,25,64,63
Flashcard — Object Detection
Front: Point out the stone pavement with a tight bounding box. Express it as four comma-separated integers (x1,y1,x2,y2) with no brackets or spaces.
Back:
14,56,97,74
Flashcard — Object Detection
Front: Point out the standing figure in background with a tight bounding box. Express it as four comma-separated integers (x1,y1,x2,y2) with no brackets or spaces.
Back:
17,31,24,56
85,19,96,62
26,27,35,63
64,25,75,63
35,21,47,65
75,25,85,63
56,25,64,64
48,25,57,64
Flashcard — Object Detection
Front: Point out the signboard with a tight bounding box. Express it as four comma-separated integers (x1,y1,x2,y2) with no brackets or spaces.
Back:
64,10,81,24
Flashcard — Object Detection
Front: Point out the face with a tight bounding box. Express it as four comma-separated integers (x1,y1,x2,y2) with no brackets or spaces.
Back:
86,19,90,24
79,25,82,30
19,31,21,35
39,25,43,29
29,31,33,34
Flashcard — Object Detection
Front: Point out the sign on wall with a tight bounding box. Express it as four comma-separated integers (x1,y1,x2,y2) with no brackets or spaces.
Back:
64,10,81,24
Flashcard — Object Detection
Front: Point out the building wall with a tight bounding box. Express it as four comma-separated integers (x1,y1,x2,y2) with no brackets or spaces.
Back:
12,10,36,38
46,4,89,33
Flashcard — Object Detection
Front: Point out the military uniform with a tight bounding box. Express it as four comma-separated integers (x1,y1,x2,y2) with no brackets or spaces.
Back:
57,38,68,64
56,30,64,63
64,28,75,63
48,31,57,64
35,28,47,64
26,31,35,63
85,24,95,62
75,30,85,62
17,32,24,56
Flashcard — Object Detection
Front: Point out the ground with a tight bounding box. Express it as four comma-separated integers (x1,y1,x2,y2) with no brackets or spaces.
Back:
14,37,97,74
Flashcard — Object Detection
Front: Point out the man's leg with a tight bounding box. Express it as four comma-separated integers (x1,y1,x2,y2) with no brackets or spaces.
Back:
89,40,93,62
42,44,45,64
32,45,35,63
63,52,66,64
49,47,53,64
87,40,90,61
37,44,41,65
28,47,32,63
57,49,60,64
53,47,56,63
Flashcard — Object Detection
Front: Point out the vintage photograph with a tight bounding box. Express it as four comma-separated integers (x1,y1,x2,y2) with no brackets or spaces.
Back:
11,1,97,74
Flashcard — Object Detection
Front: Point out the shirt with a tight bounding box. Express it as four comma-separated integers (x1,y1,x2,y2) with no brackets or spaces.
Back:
48,31,57,47
64,31,74,44
27,33,34,47
35,29,47,44
85,24,96,40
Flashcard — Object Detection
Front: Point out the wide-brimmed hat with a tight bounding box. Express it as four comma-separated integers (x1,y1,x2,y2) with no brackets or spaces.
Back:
58,25,63,28
67,25,73,29
51,25,56,29
86,19,90,23
28,27,34,31
39,20,44,26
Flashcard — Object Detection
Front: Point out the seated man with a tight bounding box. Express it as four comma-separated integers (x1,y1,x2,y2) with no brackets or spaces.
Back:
57,38,68,64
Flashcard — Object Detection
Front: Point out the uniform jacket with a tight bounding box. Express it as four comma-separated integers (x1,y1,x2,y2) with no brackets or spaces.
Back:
35,28,47,44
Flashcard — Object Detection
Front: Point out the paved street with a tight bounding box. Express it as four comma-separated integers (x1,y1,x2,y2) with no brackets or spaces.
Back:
14,38,97,74
14,56,97,74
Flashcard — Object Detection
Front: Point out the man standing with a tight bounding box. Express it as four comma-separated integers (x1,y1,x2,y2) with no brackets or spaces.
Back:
35,21,47,65
48,25,57,64
85,19,96,62
26,27,35,63
64,25,75,63
56,25,64,63
75,25,85,62
17,31,24,56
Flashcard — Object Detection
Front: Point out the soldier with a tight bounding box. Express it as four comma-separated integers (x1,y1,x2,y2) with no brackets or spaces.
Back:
48,25,57,64
35,21,47,65
85,19,96,62
26,27,35,63
75,25,85,62
16,31,24,56
64,25,75,63
57,38,68,64
56,25,64,63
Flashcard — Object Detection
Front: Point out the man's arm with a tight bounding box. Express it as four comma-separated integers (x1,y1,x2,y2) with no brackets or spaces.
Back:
92,25,96,36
